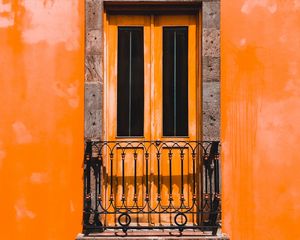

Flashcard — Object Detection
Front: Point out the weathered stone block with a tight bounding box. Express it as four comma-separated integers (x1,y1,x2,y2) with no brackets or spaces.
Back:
85,83,102,139
203,28,220,58
203,56,220,82
85,82,102,110
85,109,102,139
203,81,220,141
85,54,103,82
86,29,102,55
203,1,220,29
86,0,103,30
76,233,229,240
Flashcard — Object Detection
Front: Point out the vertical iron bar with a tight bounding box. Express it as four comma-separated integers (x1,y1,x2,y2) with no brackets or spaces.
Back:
204,154,208,194
94,154,98,214
209,160,213,208
145,152,149,195
180,150,184,195
214,156,218,194
209,142,220,235
86,159,91,198
94,150,102,226
157,152,161,196
192,152,196,195
199,151,204,223
98,152,102,196
203,153,209,224
86,143,92,198
122,152,125,196
169,151,173,196
214,144,220,194
192,150,198,222
134,152,137,196
83,141,92,232
110,152,114,196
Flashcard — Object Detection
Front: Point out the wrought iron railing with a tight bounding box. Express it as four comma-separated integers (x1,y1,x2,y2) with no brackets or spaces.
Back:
83,140,221,235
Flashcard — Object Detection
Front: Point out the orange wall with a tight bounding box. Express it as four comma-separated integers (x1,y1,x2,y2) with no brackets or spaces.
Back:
0,1,84,239
2,0,300,239
221,1,300,239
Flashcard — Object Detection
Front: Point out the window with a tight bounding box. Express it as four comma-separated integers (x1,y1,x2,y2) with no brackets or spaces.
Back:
163,27,188,136
117,27,144,136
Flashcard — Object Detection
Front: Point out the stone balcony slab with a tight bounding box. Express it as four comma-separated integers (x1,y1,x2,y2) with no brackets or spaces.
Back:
76,230,229,240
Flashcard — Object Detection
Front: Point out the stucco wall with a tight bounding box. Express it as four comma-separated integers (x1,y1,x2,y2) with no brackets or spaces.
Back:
221,0,300,239
0,1,84,239
4,1,300,239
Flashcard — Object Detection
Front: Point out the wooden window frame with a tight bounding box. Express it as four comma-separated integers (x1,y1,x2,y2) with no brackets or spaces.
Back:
102,2,203,141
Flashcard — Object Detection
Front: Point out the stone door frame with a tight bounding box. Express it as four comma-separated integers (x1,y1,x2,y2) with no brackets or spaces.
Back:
84,0,220,141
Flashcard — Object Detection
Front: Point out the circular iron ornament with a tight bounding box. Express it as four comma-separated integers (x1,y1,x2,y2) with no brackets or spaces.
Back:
118,213,131,227
174,213,187,227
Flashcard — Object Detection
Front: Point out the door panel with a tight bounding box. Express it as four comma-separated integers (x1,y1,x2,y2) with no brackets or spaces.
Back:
152,15,197,141
117,27,144,136
105,14,199,226
152,15,197,224
163,26,189,136
106,15,151,141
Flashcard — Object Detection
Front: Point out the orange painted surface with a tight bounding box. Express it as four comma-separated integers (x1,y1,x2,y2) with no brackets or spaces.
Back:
105,14,198,225
0,1,84,239
221,1,300,239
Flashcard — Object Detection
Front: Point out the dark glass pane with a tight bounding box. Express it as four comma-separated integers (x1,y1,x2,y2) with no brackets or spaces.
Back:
163,27,188,136
117,27,144,136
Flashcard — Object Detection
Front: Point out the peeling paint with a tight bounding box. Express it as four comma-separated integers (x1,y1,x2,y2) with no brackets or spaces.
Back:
0,1,11,12
0,141,6,168
256,96,300,166
0,0,84,238
53,81,80,109
22,0,79,50
288,61,298,76
240,38,246,46
0,0,14,28
15,198,36,220
57,129,74,145
70,200,75,212
279,34,287,43
268,3,277,13
295,0,300,9
12,121,33,144
241,0,278,14
30,172,49,184
0,15,14,28
223,0,300,239
284,78,300,96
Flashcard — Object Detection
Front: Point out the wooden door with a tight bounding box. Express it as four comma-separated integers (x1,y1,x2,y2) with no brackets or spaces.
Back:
105,13,199,226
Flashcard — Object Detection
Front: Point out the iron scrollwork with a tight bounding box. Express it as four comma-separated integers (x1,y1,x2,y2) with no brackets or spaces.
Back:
83,140,221,235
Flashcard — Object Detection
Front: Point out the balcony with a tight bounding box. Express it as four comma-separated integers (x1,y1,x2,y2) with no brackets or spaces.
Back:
82,140,221,237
